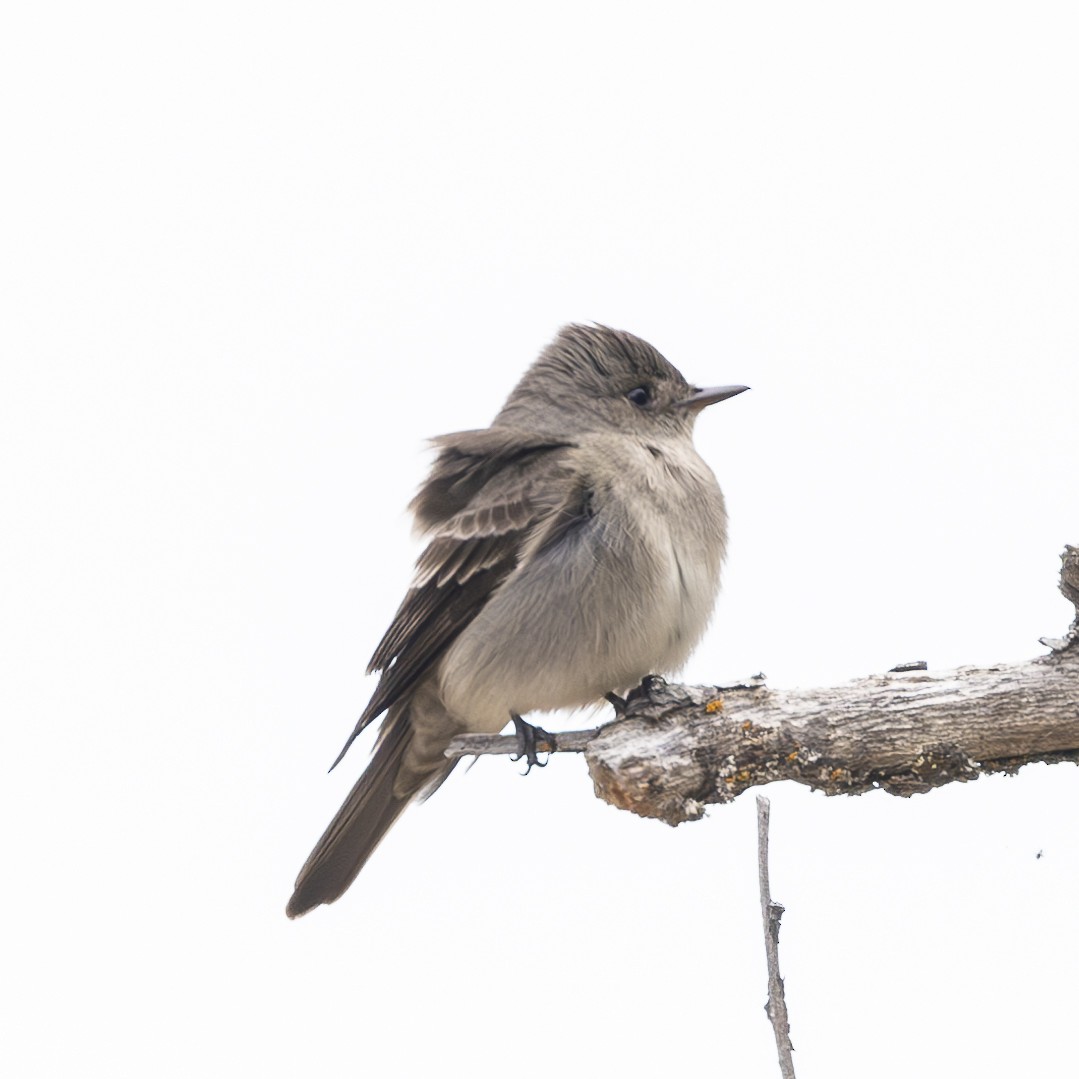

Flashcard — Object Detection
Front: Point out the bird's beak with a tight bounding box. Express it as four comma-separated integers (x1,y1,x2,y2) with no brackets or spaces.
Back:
675,384,750,412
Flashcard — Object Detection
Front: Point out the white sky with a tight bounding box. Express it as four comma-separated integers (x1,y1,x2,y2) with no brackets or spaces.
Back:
4,3,1078,1076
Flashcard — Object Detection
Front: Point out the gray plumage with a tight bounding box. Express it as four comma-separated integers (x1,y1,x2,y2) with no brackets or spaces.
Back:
286,323,746,918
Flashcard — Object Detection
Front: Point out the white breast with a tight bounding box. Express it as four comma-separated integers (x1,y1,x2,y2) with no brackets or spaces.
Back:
629,445,726,672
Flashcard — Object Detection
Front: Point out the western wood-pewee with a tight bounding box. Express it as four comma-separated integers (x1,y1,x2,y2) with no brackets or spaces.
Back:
287,323,747,917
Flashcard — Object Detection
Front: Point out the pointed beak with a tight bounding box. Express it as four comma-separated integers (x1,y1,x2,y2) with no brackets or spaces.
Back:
675,384,750,412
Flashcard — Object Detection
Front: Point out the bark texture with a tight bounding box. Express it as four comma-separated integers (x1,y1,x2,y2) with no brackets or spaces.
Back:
446,546,1079,825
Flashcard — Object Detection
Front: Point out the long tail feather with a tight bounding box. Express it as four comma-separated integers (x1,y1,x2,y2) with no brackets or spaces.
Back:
287,711,413,918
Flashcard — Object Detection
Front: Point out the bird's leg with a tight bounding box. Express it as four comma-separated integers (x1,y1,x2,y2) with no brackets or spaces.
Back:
510,713,556,774
604,692,628,715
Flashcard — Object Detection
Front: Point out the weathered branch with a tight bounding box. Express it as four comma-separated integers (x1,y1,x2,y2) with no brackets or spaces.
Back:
757,796,796,1079
446,546,1079,824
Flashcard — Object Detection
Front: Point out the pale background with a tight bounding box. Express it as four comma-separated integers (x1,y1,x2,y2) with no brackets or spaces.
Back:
4,3,1078,1076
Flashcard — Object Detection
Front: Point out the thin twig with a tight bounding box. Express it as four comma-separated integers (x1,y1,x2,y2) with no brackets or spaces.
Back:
756,795,796,1079
445,729,592,757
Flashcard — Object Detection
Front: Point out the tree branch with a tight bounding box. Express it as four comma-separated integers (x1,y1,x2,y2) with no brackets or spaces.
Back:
446,545,1079,825
757,796,796,1079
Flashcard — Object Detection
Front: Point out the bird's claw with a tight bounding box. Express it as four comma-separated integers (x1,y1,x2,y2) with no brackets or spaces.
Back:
606,675,666,716
511,714,556,774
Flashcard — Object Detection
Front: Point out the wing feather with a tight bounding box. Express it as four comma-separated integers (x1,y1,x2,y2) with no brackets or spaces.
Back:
328,430,575,769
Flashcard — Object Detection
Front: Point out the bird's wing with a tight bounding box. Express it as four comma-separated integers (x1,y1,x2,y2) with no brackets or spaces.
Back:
329,429,575,769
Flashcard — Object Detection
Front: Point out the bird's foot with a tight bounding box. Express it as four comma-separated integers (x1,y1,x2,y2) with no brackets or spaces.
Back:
606,675,667,716
632,674,667,701
511,714,556,774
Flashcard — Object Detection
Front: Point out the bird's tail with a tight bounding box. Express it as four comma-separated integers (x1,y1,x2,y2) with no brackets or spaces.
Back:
287,707,424,918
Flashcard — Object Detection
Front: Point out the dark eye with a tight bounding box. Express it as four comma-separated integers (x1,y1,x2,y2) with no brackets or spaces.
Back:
626,385,652,407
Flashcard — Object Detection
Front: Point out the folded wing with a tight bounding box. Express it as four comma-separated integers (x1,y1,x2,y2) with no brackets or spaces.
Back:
328,429,575,769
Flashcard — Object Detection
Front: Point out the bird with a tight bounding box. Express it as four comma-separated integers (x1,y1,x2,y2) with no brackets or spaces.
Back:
286,323,747,917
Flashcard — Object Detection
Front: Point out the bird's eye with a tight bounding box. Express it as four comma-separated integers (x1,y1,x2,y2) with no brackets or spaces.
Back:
626,386,652,407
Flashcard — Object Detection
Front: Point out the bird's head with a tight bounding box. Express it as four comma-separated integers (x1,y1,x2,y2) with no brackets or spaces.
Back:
495,323,747,439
